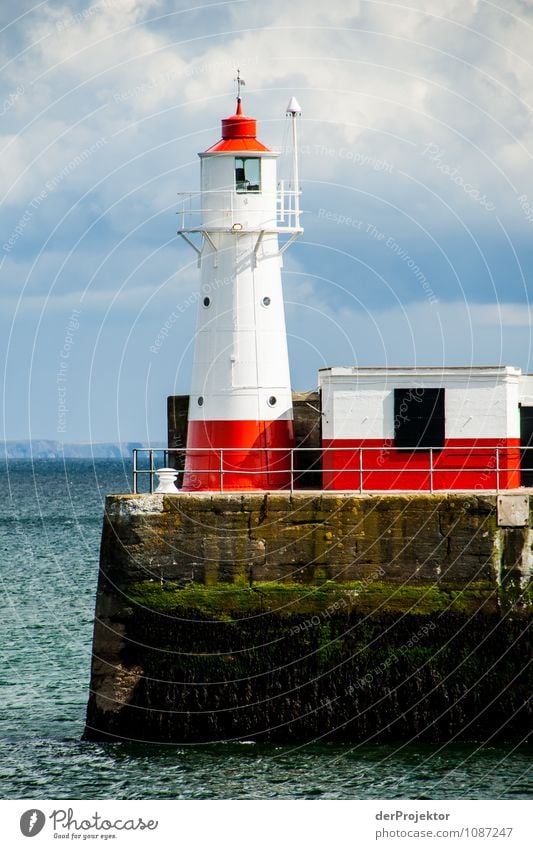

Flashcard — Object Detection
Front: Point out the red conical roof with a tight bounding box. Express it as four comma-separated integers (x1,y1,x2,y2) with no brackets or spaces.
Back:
204,98,271,153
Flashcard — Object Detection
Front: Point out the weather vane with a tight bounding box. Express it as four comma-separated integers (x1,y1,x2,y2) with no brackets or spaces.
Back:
234,69,245,98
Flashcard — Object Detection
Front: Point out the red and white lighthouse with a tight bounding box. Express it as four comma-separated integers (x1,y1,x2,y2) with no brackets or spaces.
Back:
178,86,302,490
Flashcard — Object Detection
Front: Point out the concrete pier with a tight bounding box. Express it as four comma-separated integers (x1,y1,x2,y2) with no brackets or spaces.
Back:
84,492,532,743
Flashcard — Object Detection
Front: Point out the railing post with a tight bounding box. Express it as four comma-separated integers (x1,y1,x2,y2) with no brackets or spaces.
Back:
496,445,500,492
359,448,363,493
290,448,294,493
149,449,154,494
429,447,434,494
219,448,224,492
133,449,138,494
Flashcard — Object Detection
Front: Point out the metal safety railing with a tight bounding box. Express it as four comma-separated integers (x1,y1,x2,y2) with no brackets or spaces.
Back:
176,183,302,232
132,445,530,495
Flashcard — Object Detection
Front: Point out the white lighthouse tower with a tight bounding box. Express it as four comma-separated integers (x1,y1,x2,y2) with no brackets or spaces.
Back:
178,83,303,491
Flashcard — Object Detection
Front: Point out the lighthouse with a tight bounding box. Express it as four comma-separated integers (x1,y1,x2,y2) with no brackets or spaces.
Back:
178,82,303,491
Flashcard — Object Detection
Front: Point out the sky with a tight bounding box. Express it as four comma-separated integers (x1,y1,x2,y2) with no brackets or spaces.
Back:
2,0,533,442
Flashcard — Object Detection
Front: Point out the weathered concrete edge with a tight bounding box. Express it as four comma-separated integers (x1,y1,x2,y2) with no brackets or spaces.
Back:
104,490,501,516
101,491,533,598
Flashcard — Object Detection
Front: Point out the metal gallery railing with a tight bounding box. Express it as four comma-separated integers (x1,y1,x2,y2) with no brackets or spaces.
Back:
132,445,529,494
176,183,302,232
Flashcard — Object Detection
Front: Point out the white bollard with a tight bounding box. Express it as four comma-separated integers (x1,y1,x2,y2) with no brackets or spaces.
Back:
155,467,179,493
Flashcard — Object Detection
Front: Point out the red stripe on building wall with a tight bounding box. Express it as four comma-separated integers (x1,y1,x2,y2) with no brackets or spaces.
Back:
321,438,521,491
182,419,294,491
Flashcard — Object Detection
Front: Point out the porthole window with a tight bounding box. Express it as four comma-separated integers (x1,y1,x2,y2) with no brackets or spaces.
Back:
203,297,211,307
262,296,271,307
267,396,277,407
198,396,204,406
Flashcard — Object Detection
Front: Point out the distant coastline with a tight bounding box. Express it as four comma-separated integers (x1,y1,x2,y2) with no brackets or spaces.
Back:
0,441,165,459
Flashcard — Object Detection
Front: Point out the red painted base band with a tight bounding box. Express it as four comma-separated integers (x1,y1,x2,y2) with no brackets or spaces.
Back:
182,419,294,491
321,438,521,491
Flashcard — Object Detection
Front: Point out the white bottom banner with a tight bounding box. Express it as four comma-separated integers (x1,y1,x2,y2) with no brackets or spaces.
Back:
2,799,530,848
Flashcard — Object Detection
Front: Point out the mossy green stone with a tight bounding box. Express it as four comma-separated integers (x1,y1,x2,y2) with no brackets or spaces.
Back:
84,492,532,743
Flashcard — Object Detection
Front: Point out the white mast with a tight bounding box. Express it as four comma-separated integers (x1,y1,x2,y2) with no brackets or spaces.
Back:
286,96,302,229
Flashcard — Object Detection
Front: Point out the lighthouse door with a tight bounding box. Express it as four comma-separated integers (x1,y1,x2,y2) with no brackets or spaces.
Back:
519,405,533,486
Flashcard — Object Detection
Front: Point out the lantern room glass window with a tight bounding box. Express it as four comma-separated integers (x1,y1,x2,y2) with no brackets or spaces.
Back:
235,157,261,193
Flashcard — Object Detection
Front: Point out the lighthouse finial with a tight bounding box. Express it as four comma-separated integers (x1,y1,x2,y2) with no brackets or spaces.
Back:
234,69,245,100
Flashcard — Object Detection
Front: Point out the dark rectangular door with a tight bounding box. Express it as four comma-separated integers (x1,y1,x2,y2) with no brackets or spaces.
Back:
520,406,533,486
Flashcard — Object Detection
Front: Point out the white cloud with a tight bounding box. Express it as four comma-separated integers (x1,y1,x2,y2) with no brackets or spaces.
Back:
4,0,533,226
3,0,533,437
286,296,533,390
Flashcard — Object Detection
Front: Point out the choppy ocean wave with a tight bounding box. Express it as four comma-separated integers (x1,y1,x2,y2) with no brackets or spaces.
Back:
0,460,530,800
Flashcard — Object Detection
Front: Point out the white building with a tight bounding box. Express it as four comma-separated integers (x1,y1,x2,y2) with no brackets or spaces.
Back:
319,366,531,490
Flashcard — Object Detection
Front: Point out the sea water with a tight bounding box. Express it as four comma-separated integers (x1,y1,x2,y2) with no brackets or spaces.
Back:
0,460,530,799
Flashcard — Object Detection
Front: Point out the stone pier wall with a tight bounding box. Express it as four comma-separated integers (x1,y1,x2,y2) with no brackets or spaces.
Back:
84,492,532,743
